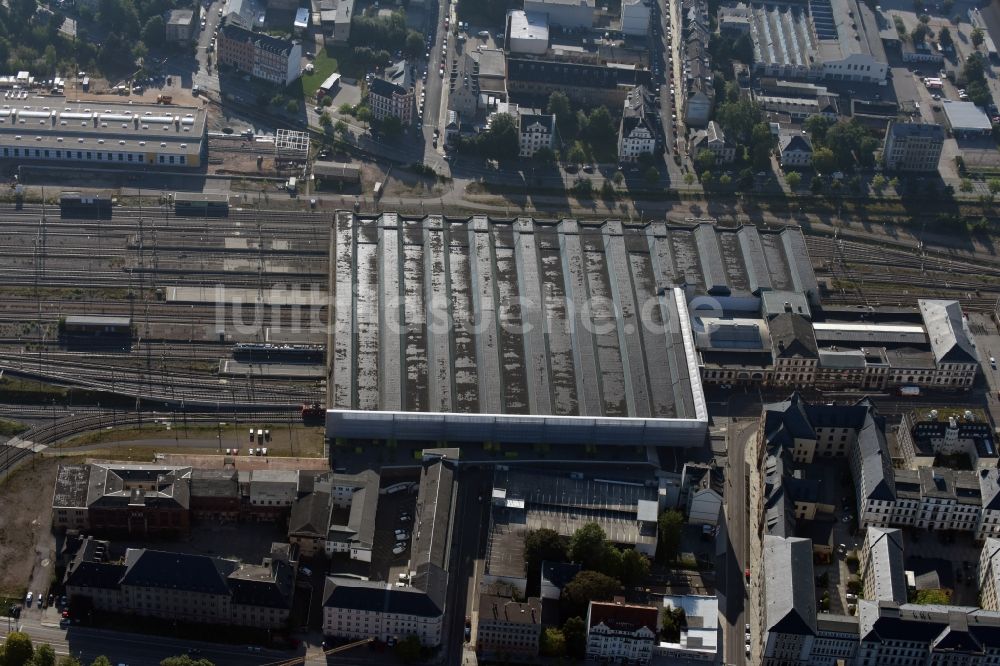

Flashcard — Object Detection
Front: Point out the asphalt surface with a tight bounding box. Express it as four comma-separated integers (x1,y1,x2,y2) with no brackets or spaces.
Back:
721,417,755,666
5,616,294,666
442,466,491,666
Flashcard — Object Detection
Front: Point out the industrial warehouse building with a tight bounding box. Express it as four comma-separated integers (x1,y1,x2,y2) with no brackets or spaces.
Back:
325,212,709,446
0,100,207,168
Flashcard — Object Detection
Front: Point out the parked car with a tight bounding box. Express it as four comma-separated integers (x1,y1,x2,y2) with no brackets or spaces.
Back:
392,544,406,555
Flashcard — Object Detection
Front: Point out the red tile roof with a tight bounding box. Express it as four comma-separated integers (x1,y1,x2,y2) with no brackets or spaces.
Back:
588,601,659,633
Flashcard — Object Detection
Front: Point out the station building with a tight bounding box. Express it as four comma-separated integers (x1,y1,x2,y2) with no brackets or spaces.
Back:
0,99,207,168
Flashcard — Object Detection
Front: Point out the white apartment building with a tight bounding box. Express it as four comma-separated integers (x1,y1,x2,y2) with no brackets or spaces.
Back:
322,578,444,646
518,112,557,158
586,601,658,664
368,77,414,125
618,86,658,161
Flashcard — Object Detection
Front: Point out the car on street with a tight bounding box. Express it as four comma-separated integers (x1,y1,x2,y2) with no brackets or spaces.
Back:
990,356,996,368
25,592,32,606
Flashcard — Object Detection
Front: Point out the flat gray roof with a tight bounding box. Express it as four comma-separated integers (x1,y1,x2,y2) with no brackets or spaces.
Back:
65,315,131,326
942,101,992,131
327,213,721,444
0,99,207,155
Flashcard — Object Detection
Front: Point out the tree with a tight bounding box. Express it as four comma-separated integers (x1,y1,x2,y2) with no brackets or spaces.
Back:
546,91,578,141
477,112,519,160
57,659,82,666
972,27,984,48
524,528,568,594
90,658,113,666
620,548,651,586
141,15,165,49
585,106,618,161
613,170,625,185
3,632,34,666
684,172,695,186
695,148,717,173
285,99,300,114
601,180,616,197
539,627,566,657
393,636,422,664
569,522,612,571
643,166,660,186
719,173,733,186
159,657,215,666
812,146,837,174
911,23,929,44
319,111,333,128
871,174,887,194
566,141,589,165
562,616,588,658
338,102,354,115
804,114,832,143
31,645,56,666
404,31,424,58
561,571,620,618
988,178,1000,196
661,606,687,642
356,105,372,124
701,169,714,184
716,98,764,143
750,122,775,171
960,178,973,193
785,171,802,190
657,510,684,562
334,120,349,137
938,26,953,49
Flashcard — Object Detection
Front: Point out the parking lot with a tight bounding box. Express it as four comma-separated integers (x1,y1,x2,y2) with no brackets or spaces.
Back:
366,480,420,583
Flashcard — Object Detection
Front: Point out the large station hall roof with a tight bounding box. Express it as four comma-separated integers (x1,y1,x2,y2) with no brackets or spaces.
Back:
325,214,812,445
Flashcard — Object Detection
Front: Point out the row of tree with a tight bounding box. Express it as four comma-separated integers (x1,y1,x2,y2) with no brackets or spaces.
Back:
349,10,424,59
959,52,993,108
0,632,213,666
802,115,880,174
545,92,620,163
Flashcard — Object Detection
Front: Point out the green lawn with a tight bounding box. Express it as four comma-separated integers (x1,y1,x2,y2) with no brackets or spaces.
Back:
294,49,340,100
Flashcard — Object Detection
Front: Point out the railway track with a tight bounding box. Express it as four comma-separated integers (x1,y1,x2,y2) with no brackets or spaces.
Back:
0,408,309,475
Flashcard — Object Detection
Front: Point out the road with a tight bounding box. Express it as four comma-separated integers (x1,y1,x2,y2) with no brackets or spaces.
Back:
442,466,491,666
4,616,297,666
720,418,755,666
